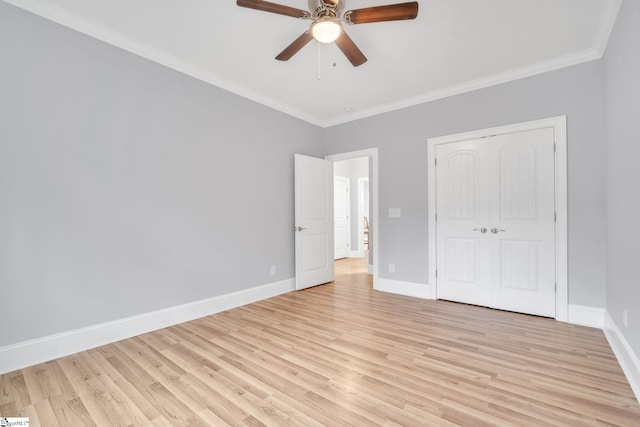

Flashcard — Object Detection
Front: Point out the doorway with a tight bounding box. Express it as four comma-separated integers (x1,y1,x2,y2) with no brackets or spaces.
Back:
333,157,369,261
427,116,568,321
326,148,379,287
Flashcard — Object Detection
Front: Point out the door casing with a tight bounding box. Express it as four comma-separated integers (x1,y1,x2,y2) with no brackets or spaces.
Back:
427,116,568,321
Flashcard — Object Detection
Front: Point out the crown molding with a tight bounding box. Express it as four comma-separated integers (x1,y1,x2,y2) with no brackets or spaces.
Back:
322,48,600,127
4,0,620,129
594,0,622,56
3,0,325,127
323,0,622,128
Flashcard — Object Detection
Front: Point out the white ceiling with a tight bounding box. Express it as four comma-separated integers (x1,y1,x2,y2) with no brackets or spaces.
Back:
6,0,620,127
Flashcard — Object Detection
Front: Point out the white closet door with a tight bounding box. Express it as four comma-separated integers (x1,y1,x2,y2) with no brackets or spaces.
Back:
436,128,556,317
435,139,492,307
488,128,556,317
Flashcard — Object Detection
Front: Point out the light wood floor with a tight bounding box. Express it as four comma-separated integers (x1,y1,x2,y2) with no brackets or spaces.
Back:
2,257,639,426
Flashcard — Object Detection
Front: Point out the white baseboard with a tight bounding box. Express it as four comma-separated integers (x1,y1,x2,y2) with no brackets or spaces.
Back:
375,278,431,299
603,311,640,402
0,278,295,375
567,304,605,328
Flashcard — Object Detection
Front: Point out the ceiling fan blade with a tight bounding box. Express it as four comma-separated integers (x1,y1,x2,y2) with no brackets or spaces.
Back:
335,31,367,67
276,32,314,61
237,0,309,18
346,2,419,24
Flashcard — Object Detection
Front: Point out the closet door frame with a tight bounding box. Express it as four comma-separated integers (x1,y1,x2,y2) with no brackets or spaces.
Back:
427,116,568,322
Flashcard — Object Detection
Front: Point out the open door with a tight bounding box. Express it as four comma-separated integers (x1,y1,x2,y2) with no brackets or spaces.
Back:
294,154,334,290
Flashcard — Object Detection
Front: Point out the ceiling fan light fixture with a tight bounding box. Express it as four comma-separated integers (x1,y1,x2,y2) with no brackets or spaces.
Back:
311,17,341,43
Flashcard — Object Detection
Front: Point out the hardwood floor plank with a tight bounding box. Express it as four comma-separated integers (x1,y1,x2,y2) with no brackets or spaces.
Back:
88,349,163,420
21,361,75,403
57,354,143,426
48,395,96,426
0,401,19,417
25,399,59,427
0,372,31,408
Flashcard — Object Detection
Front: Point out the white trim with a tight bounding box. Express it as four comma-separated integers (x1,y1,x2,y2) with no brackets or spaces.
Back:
368,264,373,275
603,311,640,401
3,0,616,128
325,148,379,289
322,50,599,127
554,117,569,322
0,278,294,375
427,116,568,321
594,0,623,56
568,304,605,328
376,278,430,299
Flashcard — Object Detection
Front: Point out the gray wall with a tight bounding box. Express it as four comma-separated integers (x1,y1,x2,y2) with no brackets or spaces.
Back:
324,61,608,308
0,2,323,347
604,0,640,356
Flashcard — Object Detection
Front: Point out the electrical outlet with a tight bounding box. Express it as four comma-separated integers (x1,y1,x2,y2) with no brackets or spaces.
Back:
623,309,628,328
389,264,395,273
270,265,276,276
389,208,401,218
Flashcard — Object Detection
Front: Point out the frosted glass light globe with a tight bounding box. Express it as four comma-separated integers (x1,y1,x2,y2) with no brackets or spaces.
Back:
311,18,341,43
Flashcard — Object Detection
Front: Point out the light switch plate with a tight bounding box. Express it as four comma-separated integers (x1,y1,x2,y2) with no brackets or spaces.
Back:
389,208,401,218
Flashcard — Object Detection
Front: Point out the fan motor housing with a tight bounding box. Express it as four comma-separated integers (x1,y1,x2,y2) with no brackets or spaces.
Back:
313,3,341,19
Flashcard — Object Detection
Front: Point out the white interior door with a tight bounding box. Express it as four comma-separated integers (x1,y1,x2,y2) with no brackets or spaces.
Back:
436,128,556,317
436,139,492,307
294,154,334,290
334,176,349,260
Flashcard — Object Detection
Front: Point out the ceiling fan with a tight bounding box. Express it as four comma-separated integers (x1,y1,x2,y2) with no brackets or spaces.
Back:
237,0,419,67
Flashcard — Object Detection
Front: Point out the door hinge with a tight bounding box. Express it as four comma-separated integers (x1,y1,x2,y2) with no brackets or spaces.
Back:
434,158,437,166
435,213,437,222
554,212,557,222
554,143,557,153
435,269,438,278
555,283,557,292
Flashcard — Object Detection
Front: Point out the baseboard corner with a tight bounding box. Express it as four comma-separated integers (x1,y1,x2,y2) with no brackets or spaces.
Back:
567,304,605,328
375,278,430,299
603,311,640,402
